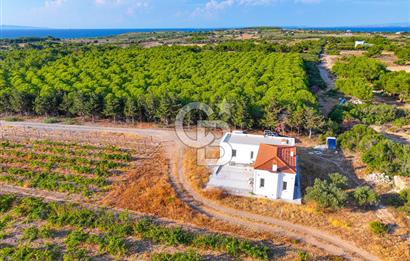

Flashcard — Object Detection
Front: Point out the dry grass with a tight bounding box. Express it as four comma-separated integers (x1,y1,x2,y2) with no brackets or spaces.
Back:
104,147,283,241
183,148,410,261
378,51,410,72
103,148,206,222
324,51,410,73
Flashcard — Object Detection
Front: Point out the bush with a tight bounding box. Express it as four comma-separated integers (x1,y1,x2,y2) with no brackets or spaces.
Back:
136,218,269,260
64,229,89,250
296,251,310,261
4,116,24,122
399,189,410,205
368,221,388,235
338,124,410,177
43,117,61,124
14,197,51,220
0,244,62,260
399,189,410,217
151,251,202,261
22,226,53,242
89,233,127,256
353,186,379,207
2,195,271,260
366,45,383,57
63,118,79,125
304,178,348,210
0,194,16,213
328,173,348,189
23,227,40,242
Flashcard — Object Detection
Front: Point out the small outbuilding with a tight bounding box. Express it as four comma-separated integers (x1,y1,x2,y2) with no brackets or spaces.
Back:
326,137,337,150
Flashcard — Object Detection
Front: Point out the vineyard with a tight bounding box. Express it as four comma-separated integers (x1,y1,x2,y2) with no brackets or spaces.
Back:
0,139,133,197
0,194,272,260
0,126,162,201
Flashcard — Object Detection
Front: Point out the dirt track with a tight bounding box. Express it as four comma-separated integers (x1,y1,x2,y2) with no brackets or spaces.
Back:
0,121,380,261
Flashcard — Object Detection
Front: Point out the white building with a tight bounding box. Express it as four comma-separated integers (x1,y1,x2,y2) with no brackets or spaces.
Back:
208,131,301,204
355,40,366,48
354,40,373,48
219,131,295,165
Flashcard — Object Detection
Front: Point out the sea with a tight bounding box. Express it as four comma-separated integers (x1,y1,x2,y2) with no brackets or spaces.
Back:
0,28,215,39
0,27,409,39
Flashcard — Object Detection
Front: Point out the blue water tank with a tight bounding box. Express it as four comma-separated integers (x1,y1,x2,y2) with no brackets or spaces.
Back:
326,137,337,150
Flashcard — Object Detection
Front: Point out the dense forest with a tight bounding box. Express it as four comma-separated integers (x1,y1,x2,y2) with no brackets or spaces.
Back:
0,44,323,130
338,125,410,177
332,56,410,101
330,103,409,126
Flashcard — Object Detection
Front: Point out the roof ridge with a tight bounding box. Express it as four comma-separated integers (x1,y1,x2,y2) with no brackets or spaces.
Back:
254,144,296,174
275,148,291,169
254,145,276,169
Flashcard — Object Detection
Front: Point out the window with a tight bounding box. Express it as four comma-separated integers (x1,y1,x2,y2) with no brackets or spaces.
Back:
282,181,288,191
260,178,265,188
232,150,237,157
250,151,254,159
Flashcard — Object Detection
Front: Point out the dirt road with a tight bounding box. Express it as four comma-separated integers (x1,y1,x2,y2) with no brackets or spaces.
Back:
316,55,339,116
0,121,380,261
318,54,335,92
371,125,410,145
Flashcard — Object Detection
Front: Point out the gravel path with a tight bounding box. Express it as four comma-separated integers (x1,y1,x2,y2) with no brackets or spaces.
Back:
0,121,380,261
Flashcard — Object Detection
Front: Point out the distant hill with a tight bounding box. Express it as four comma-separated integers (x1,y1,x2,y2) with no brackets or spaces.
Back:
351,22,410,28
1,25,45,30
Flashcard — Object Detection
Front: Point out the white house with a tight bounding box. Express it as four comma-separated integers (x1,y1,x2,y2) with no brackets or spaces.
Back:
219,131,295,165
354,40,373,48
207,131,301,204
355,40,366,48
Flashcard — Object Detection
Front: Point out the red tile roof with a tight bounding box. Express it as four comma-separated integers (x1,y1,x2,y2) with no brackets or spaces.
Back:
254,144,297,174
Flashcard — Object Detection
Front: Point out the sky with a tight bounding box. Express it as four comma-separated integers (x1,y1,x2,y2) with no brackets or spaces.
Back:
0,0,409,29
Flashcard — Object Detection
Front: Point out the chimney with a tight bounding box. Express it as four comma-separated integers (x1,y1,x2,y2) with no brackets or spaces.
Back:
272,164,278,172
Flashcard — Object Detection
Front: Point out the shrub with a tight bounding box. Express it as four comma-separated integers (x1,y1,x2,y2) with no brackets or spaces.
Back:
328,173,348,189
2,195,270,260
399,189,410,205
23,227,40,242
399,189,410,217
338,125,410,177
305,178,348,210
89,233,127,256
368,221,388,235
136,218,269,260
43,117,61,124
64,229,89,250
0,231,7,239
151,251,202,261
4,117,24,122
296,251,310,261
22,225,54,241
0,215,12,230
63,248,91,261
0,244,62,260
366,45,383,57
63,118,80,125
353,186,379,207
330,104,407,125
13,197,51,220
0,194,16,213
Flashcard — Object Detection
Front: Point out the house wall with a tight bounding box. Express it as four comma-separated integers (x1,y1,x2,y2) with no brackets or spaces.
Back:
227,143,259,165
279,173,296,200
253,170,279,199
253,170,296,200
